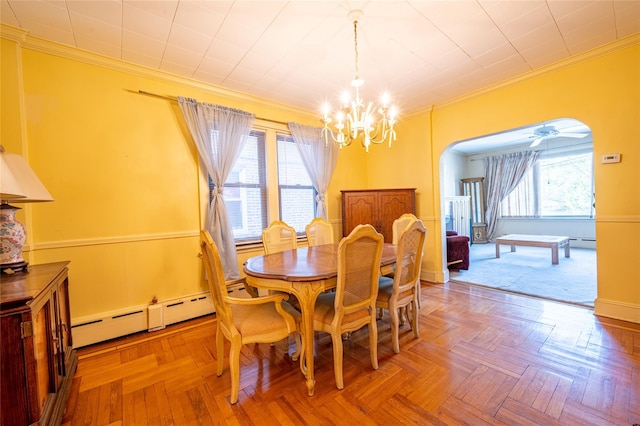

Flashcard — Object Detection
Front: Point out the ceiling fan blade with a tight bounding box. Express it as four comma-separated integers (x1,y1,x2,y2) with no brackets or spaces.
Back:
529,136,544,147
557,132,588,138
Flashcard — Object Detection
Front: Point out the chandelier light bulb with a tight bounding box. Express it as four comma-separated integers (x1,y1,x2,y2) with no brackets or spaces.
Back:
381,92,390,107
340,91,350,106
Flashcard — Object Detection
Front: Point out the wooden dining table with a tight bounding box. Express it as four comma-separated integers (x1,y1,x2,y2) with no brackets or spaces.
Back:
243,242,397,397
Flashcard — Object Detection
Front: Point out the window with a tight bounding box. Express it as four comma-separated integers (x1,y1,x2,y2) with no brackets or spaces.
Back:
277,134,316,233
224,130,268,243
221,125,315,244
501,151,594,218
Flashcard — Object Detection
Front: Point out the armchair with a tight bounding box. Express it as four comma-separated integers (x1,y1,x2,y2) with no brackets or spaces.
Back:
200,230,301,404
446,230,470,270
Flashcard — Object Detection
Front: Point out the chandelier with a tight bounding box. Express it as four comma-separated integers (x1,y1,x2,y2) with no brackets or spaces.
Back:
321,10,398,152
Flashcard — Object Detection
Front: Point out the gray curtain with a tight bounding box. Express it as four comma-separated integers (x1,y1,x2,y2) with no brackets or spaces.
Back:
484,151,539,241
178,97,255,280
288,122,339,219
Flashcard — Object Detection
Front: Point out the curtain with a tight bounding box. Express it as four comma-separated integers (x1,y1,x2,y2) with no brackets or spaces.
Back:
178,97,255,280
484,151,539,240
288,122,339,219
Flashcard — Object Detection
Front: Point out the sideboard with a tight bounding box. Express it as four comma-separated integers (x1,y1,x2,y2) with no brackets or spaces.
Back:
1,262,76,426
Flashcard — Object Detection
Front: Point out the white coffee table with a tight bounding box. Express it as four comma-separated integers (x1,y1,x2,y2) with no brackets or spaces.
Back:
495,234,570,265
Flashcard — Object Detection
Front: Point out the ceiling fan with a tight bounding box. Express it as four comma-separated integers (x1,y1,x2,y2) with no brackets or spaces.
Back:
529,124,588,147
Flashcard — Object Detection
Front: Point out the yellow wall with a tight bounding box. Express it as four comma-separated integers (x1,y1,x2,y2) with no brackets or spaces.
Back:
0,28,366,319
371,35,640,322
2,25,639,324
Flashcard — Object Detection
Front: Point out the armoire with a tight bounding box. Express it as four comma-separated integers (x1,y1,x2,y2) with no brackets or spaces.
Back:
341,188,416,243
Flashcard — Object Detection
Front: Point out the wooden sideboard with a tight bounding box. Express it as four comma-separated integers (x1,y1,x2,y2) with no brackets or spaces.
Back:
1,262,77,426
341,188,416,243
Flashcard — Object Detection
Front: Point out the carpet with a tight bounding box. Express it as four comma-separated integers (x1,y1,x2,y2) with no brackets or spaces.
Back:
448,242,597,307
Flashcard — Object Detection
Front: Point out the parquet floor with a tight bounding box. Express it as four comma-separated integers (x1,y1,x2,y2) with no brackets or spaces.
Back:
63,281,640,425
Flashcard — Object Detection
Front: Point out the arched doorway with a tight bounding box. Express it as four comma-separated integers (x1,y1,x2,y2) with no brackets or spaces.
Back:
440,118,597,307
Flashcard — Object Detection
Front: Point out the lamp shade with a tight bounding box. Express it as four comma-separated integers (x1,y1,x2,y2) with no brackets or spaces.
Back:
0,151,53,202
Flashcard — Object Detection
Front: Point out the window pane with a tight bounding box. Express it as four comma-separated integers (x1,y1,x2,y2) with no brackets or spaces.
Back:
277,134,316,233
501,151,594,218
538,153,593,216
280,187,315,231
224,130,267,242
277,135,313,186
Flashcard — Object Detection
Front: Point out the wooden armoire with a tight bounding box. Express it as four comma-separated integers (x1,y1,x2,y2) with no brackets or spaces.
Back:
341,188,416,243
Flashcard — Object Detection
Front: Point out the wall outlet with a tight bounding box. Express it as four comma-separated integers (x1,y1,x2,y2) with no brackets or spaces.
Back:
601,153,621,163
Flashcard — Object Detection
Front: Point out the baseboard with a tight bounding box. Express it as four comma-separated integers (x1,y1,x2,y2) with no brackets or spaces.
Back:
72,291,214,348
421,269,447,284
71,284,252,348
594,298,640,324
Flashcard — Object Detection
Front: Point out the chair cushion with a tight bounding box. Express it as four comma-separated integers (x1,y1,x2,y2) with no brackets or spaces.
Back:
231,301,300,335
313,292,370,325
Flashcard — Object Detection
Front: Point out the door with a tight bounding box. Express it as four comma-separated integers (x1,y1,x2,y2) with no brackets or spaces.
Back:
342,191,379,237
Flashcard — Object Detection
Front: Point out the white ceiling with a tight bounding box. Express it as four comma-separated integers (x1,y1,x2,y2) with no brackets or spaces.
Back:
1,1,637,151
450,117,592,154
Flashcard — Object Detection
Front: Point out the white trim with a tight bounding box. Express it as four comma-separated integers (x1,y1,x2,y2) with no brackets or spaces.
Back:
32,230,198,250
595,216,640,223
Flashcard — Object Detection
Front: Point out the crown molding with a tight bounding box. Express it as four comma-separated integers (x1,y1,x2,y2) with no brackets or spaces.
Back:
0,24,27,43
433,32,640,111
0,24,313,119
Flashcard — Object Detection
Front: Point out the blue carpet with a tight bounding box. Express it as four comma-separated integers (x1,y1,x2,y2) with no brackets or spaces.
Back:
449,242,596,307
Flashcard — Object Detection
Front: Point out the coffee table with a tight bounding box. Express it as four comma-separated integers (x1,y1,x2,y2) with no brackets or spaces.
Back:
495,234,570,265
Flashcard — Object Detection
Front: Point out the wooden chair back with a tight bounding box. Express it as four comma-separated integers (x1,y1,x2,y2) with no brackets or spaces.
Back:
392,213,418,245
262,220,297,254
393,219,427,297
375,219,426,353
305,217,335,246
335,224,384,319
200,230,233,331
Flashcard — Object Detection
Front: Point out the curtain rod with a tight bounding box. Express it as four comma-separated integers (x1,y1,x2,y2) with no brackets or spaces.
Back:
136,90,289,126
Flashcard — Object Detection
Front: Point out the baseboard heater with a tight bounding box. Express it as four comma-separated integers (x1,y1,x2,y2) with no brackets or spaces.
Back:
71,291,215,348
568,237,596,248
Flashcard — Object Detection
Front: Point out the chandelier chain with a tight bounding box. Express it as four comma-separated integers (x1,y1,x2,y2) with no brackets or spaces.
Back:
353,20,359,80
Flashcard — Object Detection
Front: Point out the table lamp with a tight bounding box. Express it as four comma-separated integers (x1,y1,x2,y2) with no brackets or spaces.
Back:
0,146,54,273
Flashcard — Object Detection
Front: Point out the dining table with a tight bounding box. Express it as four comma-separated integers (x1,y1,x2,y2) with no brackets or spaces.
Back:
243,242,397,397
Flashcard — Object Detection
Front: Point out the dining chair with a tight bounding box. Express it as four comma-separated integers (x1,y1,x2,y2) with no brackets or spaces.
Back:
244,220,299,299
387,213,424,313
375,219,426,353
261,219,301,352
384,213,418,278
305,217,335,246
199,230,302,404
262,220,298,254
305,224,383,390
